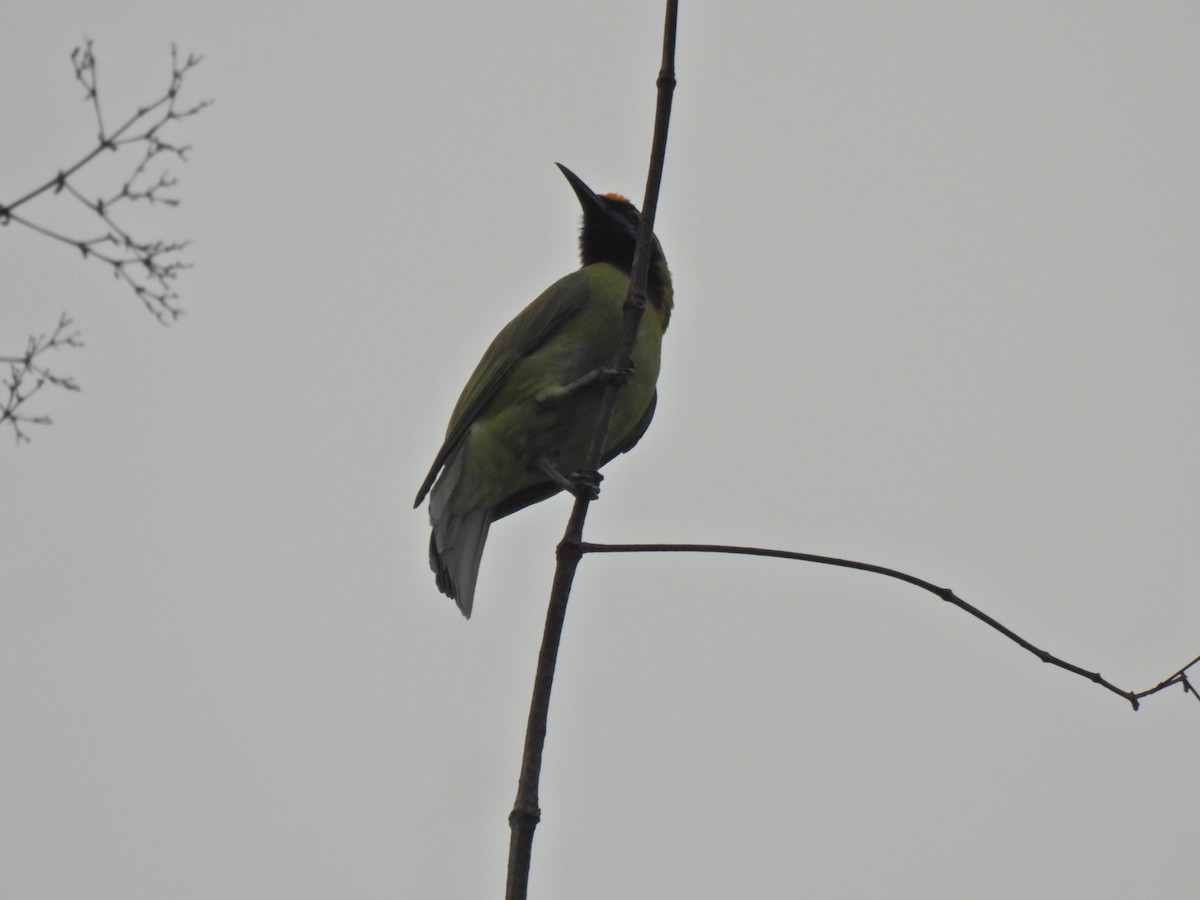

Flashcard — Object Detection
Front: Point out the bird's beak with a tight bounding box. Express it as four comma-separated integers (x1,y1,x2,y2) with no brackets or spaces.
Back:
556,163,606,214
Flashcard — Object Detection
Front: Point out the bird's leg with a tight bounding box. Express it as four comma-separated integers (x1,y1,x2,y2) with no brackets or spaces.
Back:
534,458,603,501
535,357,635,408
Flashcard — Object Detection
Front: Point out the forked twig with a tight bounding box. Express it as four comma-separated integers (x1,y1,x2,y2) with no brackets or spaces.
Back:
0,314,83,443
1,38,210,323
2,39,209,441
500,4,1193,897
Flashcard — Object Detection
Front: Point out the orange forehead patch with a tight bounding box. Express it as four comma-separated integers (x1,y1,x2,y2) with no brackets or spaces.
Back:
601,192,628,202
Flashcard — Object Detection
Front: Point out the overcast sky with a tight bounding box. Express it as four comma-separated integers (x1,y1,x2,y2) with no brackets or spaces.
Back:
4,2,1200,898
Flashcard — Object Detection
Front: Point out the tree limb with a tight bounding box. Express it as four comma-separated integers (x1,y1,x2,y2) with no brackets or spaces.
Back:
579,541,1200,711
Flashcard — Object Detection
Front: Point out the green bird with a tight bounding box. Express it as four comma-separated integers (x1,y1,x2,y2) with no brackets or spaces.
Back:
414,164,673,617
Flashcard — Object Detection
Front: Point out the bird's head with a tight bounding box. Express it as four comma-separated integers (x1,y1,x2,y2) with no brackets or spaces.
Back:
556,163,672,323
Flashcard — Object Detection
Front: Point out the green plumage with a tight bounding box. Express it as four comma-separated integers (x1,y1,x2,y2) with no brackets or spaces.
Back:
414,166,672,617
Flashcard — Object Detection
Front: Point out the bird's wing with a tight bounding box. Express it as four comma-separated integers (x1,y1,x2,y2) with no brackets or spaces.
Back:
413,271,592,507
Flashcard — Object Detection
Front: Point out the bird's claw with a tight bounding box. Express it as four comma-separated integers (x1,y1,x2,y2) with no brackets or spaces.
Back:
534,457,602,501
599,358,634,386
568,470,602,501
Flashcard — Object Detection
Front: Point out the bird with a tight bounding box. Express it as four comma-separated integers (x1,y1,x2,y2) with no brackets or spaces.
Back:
414,163,673,617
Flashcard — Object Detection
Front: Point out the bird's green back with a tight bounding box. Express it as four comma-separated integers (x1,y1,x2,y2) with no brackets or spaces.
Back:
414,263,665,511
414,270,591,506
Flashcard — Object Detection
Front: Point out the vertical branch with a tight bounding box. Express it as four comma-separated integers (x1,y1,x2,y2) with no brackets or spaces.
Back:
504,2,679,898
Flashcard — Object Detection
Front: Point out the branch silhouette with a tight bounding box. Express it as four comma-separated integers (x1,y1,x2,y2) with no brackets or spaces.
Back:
500,2,1194,896
580,542,1200,710
0,314,83,443
1,38,210,442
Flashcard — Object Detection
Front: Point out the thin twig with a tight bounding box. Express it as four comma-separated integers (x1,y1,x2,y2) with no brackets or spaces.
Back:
0,314,83,443
4,40,207,217
579,541,1200,711
1,37,210,324
504,4,679,898
2,38,208,441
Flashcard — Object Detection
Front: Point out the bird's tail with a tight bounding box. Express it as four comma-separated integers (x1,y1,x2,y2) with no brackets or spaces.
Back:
428,448,492,617
429,507,492,618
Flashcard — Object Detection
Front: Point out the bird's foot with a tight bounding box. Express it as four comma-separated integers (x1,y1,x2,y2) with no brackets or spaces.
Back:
535,458,603,501
597,356,635,386
536,359,635,408
568,469,602,501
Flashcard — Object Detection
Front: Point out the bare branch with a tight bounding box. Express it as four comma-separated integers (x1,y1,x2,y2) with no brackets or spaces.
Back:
580,541,1200,712
0,314,83,443
2,39,209,441
505,4,679,898
494,5,1189,896
1,37,211,323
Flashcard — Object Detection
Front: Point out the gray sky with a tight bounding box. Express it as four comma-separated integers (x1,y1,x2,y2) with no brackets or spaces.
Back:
4,2,1200,897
